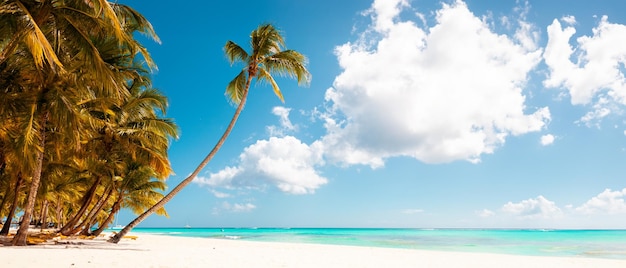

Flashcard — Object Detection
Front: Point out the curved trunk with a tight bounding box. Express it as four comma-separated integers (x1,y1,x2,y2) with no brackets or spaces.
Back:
0,173,23,235
59,176,102,235
78,185,113,236
92,192,123,237
13,112,48,246
108,77,253,243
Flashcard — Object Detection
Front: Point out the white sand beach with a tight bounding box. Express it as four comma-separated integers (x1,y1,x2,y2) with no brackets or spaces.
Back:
1,233,625,268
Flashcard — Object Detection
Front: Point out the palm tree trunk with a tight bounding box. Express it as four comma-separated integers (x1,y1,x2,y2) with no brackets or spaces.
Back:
0,173,23,236
0,187,9,222
0,174,13,223
108,79,252,243
59,176,102,235
12,112,48,246
39,199,49,232
78,185,113,236
54,195,62,228
92,192,123,237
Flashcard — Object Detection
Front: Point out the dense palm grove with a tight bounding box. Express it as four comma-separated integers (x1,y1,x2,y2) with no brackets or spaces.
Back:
0,0,178,245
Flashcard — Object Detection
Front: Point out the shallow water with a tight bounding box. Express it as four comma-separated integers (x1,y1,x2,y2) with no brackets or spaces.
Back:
127,228,626,259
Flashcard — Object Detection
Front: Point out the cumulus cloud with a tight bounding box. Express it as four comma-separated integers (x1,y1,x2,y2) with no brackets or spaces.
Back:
502,196,563,219
576,188,626,214
320,0,550,167
512,1,539,51
368,0,410,32
544,16,626,125
194,136,327,195
540,134,555,146
267,106,296,136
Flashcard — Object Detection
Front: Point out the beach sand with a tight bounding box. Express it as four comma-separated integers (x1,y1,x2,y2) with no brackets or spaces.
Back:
1,233,625,267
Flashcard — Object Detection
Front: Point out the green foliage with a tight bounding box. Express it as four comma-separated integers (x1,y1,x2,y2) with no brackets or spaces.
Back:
0,0,177,240
224,23,311,104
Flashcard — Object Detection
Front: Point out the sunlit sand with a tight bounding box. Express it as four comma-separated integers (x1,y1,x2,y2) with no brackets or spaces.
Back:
1,233,625,267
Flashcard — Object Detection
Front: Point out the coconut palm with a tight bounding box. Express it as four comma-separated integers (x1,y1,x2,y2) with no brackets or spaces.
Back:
0,0,159,245
91,161,168,236
58,76,177,236
40,161,88,229
108,23,311,243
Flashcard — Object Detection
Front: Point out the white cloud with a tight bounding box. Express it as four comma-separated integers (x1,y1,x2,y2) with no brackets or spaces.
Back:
210,189,231,198
543,16,626,125
193,167,242,189
576,188,626,214
228,202,256,212
513,1,539,51
561,15,576,25
476,209,495,218
267,106,296,136
368,0,410,32
540,134,555,146
502,196,563,219
578,106,611,127
195,136,327,195
214,202,256,214
321,0,549,167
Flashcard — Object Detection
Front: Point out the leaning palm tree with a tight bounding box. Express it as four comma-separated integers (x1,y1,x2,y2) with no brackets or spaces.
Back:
108,23,310,243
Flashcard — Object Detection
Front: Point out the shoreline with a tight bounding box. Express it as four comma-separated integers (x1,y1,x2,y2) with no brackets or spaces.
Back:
1,233,626,267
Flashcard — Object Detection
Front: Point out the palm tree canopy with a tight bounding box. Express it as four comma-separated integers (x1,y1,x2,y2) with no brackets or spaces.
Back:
224,23,311,104
0,0,174,245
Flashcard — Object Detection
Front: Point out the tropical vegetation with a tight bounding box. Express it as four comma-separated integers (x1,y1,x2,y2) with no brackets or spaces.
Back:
0,0,309,247
0,0,177,246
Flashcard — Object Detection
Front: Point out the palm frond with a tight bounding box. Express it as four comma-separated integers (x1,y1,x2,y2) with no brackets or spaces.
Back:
91,0,126,44
224,41,248,65
250,24,284,59
225,70,247,104
60,13,127,99
257,68,283,102
14,1,63,69
112,4,160,44
263,50,311,86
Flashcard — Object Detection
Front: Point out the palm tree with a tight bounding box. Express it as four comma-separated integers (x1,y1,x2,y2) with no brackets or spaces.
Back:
91,162,168,236
58,75,178,236
1,0,159,245
108,23,311,243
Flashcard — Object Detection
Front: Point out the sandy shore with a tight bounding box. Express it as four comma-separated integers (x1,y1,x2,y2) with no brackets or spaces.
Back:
1,233,625,267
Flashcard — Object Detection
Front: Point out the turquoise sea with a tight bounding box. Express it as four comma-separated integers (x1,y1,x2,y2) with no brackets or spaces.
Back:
127,228,626,259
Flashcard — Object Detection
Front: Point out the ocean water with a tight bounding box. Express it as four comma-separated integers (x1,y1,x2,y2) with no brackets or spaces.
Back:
128,228,626,259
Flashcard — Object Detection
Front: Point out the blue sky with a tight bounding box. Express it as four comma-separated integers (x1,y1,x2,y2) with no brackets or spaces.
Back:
118,0,626,229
